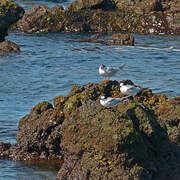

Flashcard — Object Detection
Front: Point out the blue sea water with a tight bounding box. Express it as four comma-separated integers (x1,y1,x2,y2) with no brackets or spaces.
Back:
0,0,180,179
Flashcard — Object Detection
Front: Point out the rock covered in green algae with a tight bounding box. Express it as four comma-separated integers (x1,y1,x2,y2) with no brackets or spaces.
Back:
0,0,24,54
12,0,180,35
1,80,179,179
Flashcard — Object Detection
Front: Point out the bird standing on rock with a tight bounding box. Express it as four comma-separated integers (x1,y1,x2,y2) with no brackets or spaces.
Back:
99,64,126,79
100,95,131,108
119,82,143,96
119,81,147,109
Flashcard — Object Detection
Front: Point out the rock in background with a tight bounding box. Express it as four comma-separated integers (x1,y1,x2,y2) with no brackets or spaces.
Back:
0,0,24,55
12,0,180,35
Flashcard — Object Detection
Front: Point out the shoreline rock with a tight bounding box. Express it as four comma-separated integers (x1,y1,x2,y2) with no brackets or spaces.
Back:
0,40,20,55
0,80,180,179
0,0,24,55
11,0,180,35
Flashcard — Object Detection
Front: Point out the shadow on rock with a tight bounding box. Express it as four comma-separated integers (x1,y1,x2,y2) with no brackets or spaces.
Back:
125,105,180,180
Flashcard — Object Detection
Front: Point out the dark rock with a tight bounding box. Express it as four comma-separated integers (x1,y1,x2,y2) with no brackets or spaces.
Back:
0,40,20,55
66,0,116,11
108,33,134,45
0,142,11,159
80,0,116,10
0,0,24,42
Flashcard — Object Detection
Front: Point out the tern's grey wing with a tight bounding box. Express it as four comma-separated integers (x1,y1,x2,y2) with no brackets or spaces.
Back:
105,67,118,74
127,86,141,95
107,64,125,71
106,66,114,71
109,97,125,106
105,98,119,107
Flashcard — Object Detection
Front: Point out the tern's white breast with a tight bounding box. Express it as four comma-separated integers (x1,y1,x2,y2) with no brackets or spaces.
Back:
120,85,140,96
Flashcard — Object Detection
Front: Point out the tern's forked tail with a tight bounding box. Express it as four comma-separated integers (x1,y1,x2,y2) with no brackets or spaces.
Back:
117,64,126,70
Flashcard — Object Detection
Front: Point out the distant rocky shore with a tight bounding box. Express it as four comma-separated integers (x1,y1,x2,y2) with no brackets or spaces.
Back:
12,0,180,35
0,80,180,180
0,0,180,54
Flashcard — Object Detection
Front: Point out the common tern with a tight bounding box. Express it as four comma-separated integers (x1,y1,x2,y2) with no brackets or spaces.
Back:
119,81,147,109
99,64,126,78
100,95,131,108
119,82,142,96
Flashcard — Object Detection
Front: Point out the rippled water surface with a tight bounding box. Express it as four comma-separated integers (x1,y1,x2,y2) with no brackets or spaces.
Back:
0,0,180,179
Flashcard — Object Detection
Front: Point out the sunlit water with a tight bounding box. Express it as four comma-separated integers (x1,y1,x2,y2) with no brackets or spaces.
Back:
0,0,180,179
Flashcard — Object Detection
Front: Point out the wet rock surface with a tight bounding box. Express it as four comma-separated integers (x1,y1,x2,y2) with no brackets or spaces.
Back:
14,5,64,33
12,0,180,35
108,33,134,45
0,80,179,179
0,40,20,55
0,0,24,54
78,33,135,46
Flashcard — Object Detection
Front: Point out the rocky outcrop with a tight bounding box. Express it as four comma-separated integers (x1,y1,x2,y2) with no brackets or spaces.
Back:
0,40,20,55
13,0,180,35
0,80,179,179
14,5,64,33
0,0,24,54
0,0,24,41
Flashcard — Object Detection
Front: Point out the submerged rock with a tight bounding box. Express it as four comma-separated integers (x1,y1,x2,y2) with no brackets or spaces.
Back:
1,80,179,179
108,33,134,45
79,33,135,46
